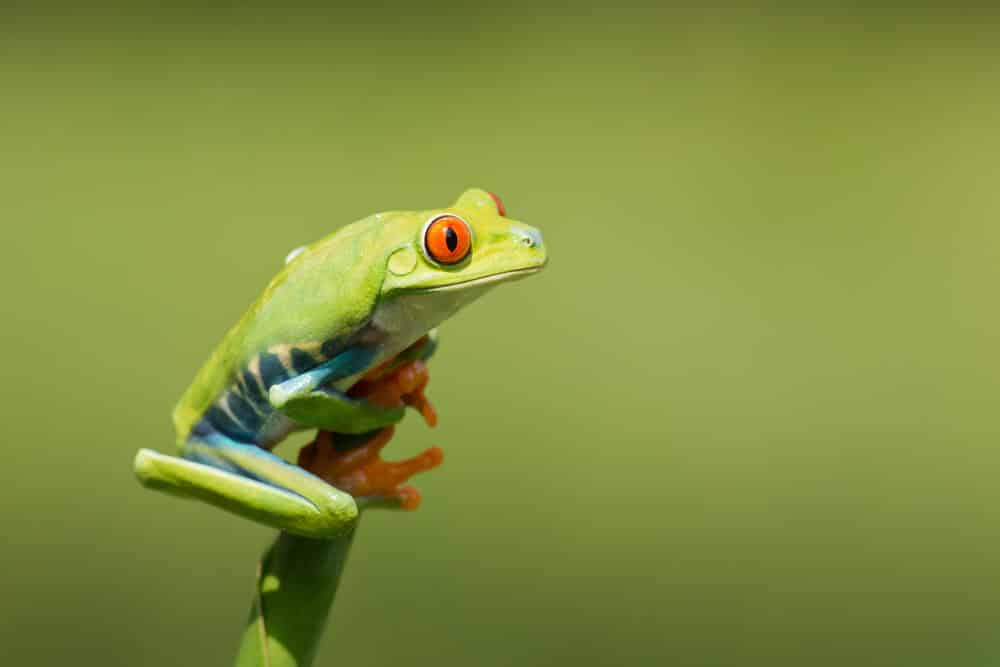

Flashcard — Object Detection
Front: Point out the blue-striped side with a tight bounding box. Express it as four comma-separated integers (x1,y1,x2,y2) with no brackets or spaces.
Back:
198,339,340,444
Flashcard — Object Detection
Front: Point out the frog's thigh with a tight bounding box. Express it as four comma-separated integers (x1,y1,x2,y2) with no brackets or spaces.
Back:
135,440,357,538
280,388,405,434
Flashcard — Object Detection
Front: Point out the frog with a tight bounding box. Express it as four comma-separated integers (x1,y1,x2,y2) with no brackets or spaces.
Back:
134,188,546,538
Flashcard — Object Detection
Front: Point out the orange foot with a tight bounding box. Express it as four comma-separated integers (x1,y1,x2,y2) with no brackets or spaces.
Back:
298,427,444,510
350,359,437,427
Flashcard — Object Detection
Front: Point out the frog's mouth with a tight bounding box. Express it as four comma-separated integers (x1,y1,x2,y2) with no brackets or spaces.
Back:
414,266,544,293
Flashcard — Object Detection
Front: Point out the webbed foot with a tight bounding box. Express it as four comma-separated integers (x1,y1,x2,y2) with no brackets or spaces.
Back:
298,428,443,510
351,357,438,427
297,355,444,509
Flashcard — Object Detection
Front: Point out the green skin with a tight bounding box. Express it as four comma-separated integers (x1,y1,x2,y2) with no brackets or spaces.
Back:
134,188,547,537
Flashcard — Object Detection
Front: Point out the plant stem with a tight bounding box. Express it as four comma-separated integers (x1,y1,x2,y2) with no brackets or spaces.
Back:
235,523,358,667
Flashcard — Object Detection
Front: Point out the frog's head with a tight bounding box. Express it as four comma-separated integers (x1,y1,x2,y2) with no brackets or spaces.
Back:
378,188,547,305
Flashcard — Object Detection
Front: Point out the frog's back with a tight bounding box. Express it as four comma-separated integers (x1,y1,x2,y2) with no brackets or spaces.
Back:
172,215,388,445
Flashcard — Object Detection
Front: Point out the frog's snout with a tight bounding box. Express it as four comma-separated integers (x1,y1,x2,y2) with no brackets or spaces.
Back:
510,224,547,269
512,225,544,250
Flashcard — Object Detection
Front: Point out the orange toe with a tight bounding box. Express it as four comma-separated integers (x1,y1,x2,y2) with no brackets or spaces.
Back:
298,429,444,510
403,385,438,427
396,485,422,510
350,360,436,426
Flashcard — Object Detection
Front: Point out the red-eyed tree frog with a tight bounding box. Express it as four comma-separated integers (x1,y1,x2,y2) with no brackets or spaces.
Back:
134,188,547,538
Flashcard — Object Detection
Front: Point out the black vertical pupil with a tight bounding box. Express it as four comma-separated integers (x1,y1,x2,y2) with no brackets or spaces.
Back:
444,226,458,252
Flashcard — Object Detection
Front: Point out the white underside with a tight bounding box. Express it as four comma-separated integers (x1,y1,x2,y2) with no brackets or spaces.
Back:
336,280,499,389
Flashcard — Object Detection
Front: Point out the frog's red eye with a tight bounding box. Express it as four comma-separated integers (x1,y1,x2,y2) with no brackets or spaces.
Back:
424,215,472,265
487,191,506,216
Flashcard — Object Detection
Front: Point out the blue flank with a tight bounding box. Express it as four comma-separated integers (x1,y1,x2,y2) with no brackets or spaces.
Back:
238,368,267,405
203,403,258,442
290,348,316,374
258,352,290,387
227,392,262,426
195,341,377,448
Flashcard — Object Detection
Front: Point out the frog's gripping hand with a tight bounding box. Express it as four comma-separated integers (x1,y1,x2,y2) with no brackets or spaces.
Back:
299,427,443,511
297,358,443,510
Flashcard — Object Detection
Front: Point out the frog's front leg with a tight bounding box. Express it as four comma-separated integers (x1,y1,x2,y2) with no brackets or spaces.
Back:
270,337,438,434
264,346,401,434
135,437,358,538
273,386,406,434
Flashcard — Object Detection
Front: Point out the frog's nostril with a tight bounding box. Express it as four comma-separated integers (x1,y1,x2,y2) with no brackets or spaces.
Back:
514,226,544,249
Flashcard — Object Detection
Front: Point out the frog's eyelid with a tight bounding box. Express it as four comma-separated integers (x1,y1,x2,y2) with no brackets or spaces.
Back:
284,246,306,265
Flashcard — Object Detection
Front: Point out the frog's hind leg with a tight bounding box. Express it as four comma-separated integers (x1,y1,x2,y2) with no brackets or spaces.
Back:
135,437,358,538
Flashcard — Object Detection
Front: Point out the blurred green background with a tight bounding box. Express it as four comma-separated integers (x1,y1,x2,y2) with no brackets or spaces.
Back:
3,4,999,666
